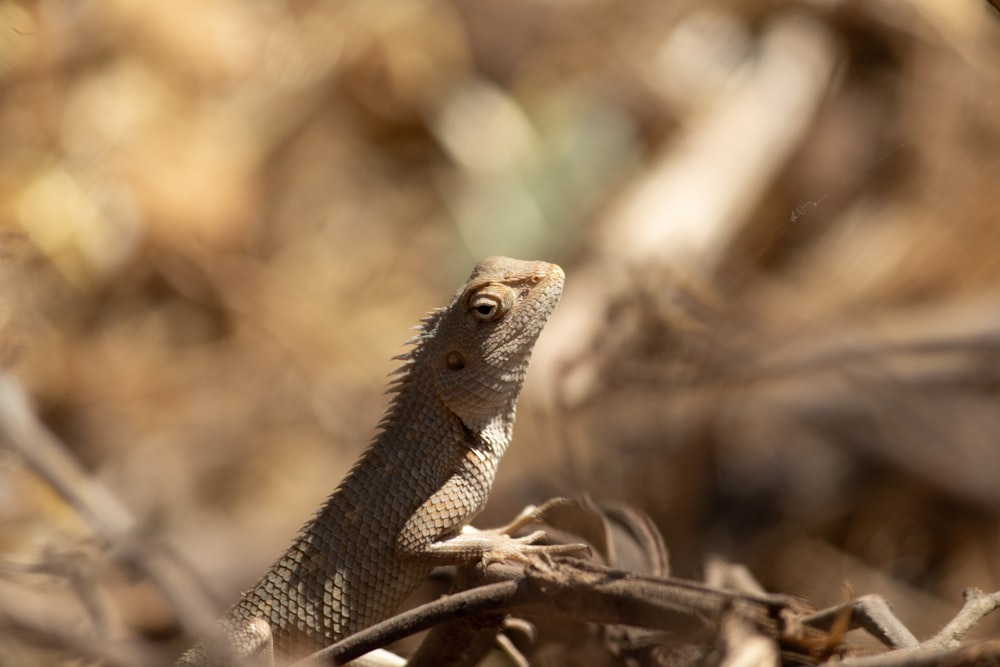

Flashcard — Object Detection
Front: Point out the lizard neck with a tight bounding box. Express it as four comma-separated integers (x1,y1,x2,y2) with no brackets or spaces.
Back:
381,323,525,459
477,400,516,457
379,361,516,457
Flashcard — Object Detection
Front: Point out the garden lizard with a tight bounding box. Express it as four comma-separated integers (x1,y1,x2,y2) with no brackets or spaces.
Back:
177,256,569,666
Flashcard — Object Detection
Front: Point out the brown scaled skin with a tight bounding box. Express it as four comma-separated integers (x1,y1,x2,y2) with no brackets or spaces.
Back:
178,257,566,666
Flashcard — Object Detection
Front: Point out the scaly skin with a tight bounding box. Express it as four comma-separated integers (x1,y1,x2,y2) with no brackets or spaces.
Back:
178,256,565,666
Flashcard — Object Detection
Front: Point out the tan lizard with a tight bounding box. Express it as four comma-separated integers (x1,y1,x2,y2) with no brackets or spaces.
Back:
177,256,570,666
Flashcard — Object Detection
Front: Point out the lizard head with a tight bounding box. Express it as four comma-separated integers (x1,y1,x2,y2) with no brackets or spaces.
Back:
419,256,564,440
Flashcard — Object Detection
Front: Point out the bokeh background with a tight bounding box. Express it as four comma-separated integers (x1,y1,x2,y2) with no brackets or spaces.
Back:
2,0,1000,663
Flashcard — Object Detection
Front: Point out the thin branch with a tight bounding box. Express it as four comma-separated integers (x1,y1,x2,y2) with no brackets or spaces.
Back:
0,551,113,639
837,589,1000,667
297,578,518,666
0,375,221,644
926,588,1000,649
840,640,1000,667
296,558,791,666
802,595,919,650
0,605,168,667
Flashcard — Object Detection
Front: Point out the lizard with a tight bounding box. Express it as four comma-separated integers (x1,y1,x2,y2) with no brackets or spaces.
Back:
177,256,571,666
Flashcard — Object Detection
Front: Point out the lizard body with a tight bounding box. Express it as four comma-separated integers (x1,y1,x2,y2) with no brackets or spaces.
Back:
177,256,565,666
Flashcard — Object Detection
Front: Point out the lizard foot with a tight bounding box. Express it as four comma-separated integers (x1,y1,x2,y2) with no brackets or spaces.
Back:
477,529,590,566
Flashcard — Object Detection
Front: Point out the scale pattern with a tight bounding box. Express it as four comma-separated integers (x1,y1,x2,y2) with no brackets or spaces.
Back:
178,256,565,665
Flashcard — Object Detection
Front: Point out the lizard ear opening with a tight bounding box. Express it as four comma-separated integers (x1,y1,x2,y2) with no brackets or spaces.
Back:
445,351,466,371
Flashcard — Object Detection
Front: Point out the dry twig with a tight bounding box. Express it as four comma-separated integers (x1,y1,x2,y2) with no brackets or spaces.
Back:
298,558,791,666
0,375,222,653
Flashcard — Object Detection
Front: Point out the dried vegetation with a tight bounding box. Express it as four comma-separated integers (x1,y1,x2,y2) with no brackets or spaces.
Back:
2,0,1000,664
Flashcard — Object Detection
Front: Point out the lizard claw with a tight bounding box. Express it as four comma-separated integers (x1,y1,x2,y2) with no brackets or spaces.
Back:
480,531,546,565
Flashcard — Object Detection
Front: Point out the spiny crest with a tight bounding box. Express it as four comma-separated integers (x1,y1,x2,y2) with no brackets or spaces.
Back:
372,303,455,439
386,305,449,387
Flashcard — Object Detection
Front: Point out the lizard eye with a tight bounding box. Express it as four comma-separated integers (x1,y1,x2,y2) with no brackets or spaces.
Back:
474,302,496,318
467,285,513,322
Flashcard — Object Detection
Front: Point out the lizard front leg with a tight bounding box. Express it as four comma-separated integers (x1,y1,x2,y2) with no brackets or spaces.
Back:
451,498,593,564
397,482,588,567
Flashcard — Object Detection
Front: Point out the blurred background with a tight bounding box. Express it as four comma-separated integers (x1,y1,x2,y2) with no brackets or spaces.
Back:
2,0,1000,663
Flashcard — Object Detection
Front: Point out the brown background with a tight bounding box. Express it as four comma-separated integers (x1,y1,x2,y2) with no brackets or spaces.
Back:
2,0,1000,662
